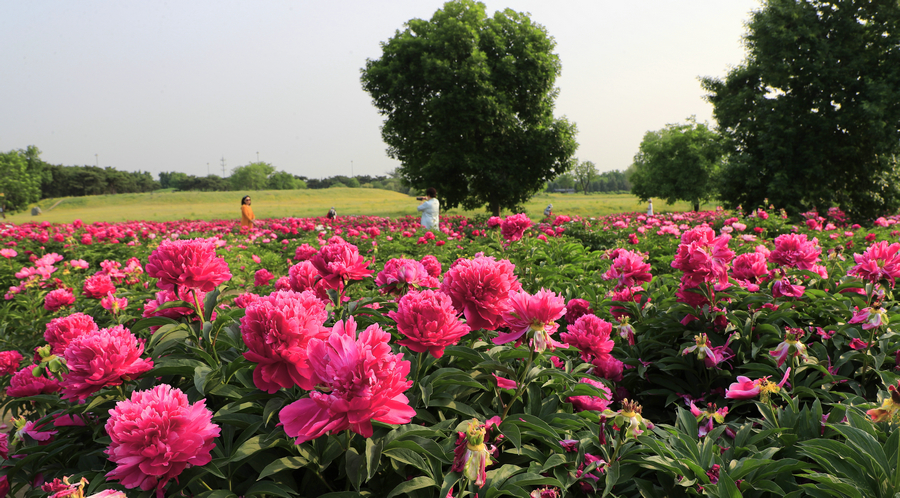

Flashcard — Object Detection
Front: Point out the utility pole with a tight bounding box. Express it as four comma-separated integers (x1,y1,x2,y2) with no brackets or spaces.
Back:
256,151,259,163
207,163,210,176
95,154,99,167
351,160,354,178
221,156,226,177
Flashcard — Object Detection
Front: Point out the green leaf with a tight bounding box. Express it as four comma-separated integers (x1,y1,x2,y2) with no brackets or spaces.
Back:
230,435,278,463
245,481,297,498
258,456,310,480
365,438,383,481
345,447,364,491
385,476,436,498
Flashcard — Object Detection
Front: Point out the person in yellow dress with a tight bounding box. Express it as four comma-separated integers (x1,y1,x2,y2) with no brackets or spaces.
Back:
240,195,256,228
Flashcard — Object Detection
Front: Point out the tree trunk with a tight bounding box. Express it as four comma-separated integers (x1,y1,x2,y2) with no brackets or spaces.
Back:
490,202,501,217
693,202,699,212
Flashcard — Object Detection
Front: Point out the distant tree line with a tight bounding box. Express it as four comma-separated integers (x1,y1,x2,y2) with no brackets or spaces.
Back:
545,169,630,193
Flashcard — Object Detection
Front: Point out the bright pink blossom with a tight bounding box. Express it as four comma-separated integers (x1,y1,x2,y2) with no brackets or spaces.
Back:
61,325,154,402
375,258,440,296
419,254,442,278
731,252,769,283
287,260,329,301
100,292,128,314
294,243,318,261
279,317,415,443
0,249,16,258
254,268,275,286
6,364,61,397
105,384,220,497
602,250,651,290
44,313,99,356
0,350,23,375
849,241,900,287
388,290,470,358
849,307,887,330
497,288,567,352
591,354,623,382
440,256,522,331
44,288,76,312
145,238,232,293
310,242,374,290
560,314,614,363
142,288,204,322
500,213,532,241
671,226,734,287
241,290,330,393
770,328,808,367
82,274,116,299
772,277,805,298
725,376,761,399
568,377,612,412
768,233,822,271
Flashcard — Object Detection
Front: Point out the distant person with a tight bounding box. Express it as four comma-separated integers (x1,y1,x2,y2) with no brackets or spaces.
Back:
647,200,653,217
327,207,337,219
416,188,439,230
544,204,552,217
240,195,256,228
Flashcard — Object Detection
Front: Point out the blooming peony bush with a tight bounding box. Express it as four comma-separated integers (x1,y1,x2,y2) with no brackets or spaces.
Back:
1,206,900,496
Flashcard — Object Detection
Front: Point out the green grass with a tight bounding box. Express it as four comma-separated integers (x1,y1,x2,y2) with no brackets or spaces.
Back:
5,188,715,224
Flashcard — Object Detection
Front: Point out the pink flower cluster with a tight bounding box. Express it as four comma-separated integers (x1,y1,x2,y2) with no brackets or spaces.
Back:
375,258,440,297
105,384,220,497
389,290,470,358
146,238,232,293
500,213,533,242
61,325,154,402
279,317,415,443
440,256,521,331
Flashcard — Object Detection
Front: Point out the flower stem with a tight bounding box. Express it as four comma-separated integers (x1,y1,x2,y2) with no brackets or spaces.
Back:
861,325,879,390
502,347,535,420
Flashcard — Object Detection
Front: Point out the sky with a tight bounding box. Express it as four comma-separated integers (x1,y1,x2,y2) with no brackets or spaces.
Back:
0,0,762,180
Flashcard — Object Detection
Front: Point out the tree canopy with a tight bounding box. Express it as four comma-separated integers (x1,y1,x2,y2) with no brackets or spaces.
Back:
701,0,900,221
572,160,598,195
360,0,578,215
629,118,723,211
230,162,276,191
0,146,46,214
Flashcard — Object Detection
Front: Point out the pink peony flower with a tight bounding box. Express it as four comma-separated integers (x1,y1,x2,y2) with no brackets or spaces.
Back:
725,376,761,399
105,384,220,497
671,226,734,287
388,290,470,358
731,252,769,283
419,254,442,278
254,268,275,287
241,290,330,393
45,313,99,356
61,325,154,402
100,292,128,314
440,256,522,331
309,242,374,290
603,250,651,290
768,233,822,272
233,292,260,309
497,288,567,352
287,260,329,301
591,354,624,382
0,350,23,375
568,377,613,412
560,314,614,363
294,243,319,261
279,317,415,443
82,273,116,299
849,307,887,330
376,258,440,297
0,249,17,259
145,238,232,293
6,364,61,397
565,299,594,324
142,288,203,322
772,277,805,298
849,338,869,350
44,288,76,312
769,328,808,367
849,241,900,287
500,213,533,241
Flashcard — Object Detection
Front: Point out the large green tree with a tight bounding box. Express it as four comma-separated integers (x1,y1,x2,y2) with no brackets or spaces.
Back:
230,162,276,191
361,0,578,216
572,160,598,194
701,0,900,220
629,118,723,211
0,147,44,214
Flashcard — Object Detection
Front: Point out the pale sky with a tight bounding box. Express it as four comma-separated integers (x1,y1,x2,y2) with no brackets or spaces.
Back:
0,0,761,179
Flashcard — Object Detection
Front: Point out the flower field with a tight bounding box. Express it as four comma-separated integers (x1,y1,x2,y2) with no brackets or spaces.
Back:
1,206,900,497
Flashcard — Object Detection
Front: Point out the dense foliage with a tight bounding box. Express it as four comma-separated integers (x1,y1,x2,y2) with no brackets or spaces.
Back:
2,205,900,497
701,0,900,221
361,0,579,216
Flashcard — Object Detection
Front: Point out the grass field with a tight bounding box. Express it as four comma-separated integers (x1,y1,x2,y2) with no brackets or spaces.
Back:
4,188,716,224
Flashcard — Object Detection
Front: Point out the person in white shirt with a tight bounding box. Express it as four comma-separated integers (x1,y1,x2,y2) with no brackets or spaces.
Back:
416,187,440,230
647,200,653,216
